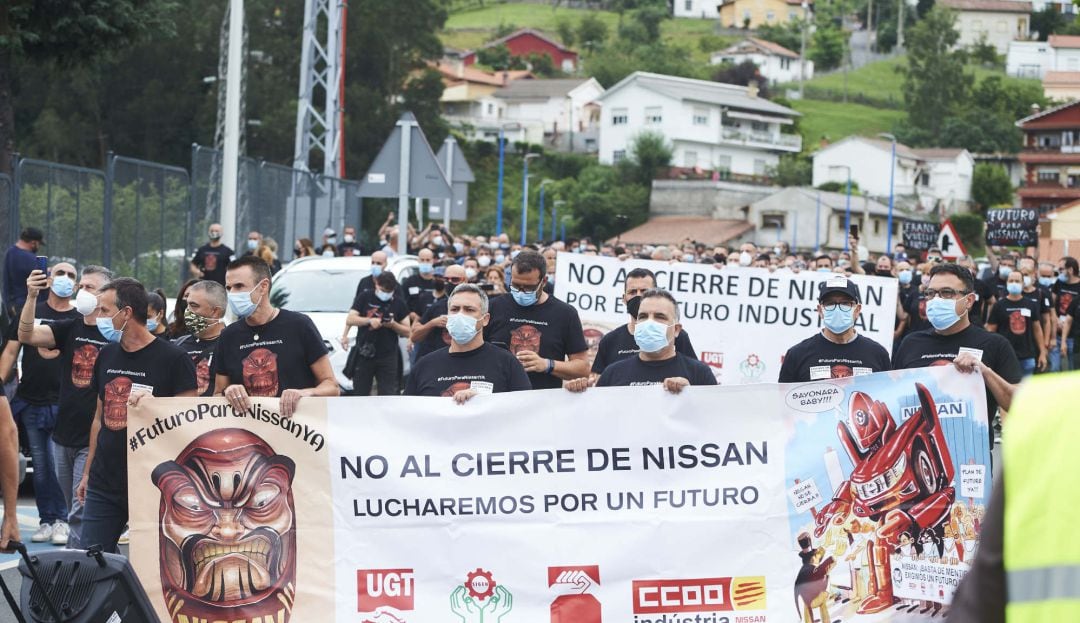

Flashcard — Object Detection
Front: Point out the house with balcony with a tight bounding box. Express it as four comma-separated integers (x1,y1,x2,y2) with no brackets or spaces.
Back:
436,61,535,144
493,78,604,152
812,136,974,213
595,71,801,179
710,37,815,84
1016,100,1080,214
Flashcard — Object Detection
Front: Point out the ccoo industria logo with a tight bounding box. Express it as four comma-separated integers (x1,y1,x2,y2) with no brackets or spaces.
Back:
631,576,766,620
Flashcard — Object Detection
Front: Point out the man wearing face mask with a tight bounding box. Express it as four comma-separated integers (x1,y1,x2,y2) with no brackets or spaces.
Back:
1053,256,1080,371
337,226,363,257
411,265,467,361
319,228,339,257
242,230,262,257
1018,261,1053,362
0,262,79,545
406,284,530,401
402,248,440,323
18,265,112,547
189,223,234,285
958,256,991,326
778,278,891,383
894,263,1022,445
813,255,834,273
592,268,696,378
566,289,715,393
216,256,339,416
986,271,1046,376
485,251,590,389
77,278,198,554
172,280,227,397
346,271,412,395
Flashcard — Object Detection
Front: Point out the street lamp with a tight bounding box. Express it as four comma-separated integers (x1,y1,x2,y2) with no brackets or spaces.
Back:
522,153,541,245
552,200,566,241
496,122,522,236
829,164,853,251
879,132,897,256
539,179,554,242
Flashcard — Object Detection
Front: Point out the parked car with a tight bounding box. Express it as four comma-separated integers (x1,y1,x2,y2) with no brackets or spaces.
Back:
270,255,419,392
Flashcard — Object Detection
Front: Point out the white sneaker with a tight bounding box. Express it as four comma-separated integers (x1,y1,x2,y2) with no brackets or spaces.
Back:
31,523,54,543
118,526,130,545
50,522,69,545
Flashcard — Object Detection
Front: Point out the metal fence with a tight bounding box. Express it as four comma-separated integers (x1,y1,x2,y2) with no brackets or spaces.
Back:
2,146,365,294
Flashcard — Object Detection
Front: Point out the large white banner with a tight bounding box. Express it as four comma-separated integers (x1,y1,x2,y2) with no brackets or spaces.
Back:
130,366,990,623
553,253,899,385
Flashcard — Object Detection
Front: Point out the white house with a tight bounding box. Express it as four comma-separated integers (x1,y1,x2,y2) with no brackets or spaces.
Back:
493,78,604,152
673,0,720,19
812,136,974,212
710,37,815,84
596,71,801,178
938,0,1032,54
1007,35,1080,78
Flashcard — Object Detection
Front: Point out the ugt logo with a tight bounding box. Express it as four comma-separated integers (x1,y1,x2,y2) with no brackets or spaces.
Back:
450,568,513,622
549,565,601,623
357,568,413,622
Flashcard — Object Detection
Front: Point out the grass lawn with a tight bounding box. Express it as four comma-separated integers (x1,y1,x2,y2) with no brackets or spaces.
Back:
790,98,906,149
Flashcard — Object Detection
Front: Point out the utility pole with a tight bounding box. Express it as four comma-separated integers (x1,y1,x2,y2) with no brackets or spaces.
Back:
898,0,905,50
799,2,809,99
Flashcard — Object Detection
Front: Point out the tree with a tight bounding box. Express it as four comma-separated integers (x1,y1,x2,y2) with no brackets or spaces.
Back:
628,130,672,187
577,13,609,52
0,0,179,173
526,53,557,76
901,6,972,138
971,164,1013,213
555,18,577,47
477,44,512,70
969,34,1002,68
711,61,769,97
756,22,803,53
1030,7,1068,40
809,26,845,71
769,154,812,187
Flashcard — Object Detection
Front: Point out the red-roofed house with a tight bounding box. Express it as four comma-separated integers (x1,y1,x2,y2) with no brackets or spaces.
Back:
1006,34,1080,98
1016,100,1080,214
463,29,579,73
709,37,814,84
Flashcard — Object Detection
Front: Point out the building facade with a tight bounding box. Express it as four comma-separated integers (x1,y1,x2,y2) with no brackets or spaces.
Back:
463,29,579,73
939,0,1032,54
1016,100,1080,214
718,0,809,29
710,37,815,84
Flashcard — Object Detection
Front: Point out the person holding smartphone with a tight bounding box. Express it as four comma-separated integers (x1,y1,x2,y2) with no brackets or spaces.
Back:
346,271,411,395
2,227,46,317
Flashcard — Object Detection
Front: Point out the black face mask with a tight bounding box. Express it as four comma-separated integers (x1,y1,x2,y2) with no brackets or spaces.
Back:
445,283,456,297
875,270,893,278
625,295,642,318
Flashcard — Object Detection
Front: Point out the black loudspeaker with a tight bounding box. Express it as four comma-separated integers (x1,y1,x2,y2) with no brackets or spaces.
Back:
16,546,160,623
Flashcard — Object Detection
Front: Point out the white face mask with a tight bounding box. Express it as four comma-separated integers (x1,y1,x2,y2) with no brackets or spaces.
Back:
75,288,98,316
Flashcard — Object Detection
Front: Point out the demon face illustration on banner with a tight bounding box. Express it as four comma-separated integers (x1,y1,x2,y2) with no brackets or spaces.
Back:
103,376,133,431
243,348,280,397
151,429,298,623
194,356,211,396
509,324,541,355
441,382,471,398
71,344,99,389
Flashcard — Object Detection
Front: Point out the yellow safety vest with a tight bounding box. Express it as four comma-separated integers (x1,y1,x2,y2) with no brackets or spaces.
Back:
1004,371,1080,622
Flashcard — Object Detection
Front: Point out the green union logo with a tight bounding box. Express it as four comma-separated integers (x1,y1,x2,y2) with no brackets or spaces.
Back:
450,568,513,622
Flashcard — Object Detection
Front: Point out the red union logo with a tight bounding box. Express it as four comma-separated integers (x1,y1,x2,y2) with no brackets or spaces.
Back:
548,566,601,623
358,569,415,612
632,578,732,614
701,352,724,368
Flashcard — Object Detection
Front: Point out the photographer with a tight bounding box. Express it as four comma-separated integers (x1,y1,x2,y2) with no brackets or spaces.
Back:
346,271,411,395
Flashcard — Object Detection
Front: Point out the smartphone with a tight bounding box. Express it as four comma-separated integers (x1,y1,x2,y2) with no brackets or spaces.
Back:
35,256,48,274
479,283,495,292
849,224,859,238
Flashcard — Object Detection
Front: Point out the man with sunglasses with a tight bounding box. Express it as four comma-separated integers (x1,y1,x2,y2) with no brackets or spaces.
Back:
485,250,590,389
779,277,891,383
591,267,697,378
411,264,467,361
894,263,1022,440
1,262,79,545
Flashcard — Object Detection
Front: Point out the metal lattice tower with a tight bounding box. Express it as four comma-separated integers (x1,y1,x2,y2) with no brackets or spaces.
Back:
293,0,346,177
206,2,249,222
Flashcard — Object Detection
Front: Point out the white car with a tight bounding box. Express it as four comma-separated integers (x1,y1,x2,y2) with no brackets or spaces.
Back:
270,255,419,392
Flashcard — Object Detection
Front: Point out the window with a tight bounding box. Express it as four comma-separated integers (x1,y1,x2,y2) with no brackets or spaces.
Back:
1039,133,1061,147
754,159,767,175
611,108,628,125
716,155,732,171
613,149,626,163
751,121,768,132
789,10,799,20
766,10,775,20
693,107,709,125
685,151,698,167
873,219,881,235
685,0,692,10
997,20,1008,33
487,103,494,115
781,57,791,70
762,213,786,229
1037,167,1059,182
918,171,931,186
645,106,663,124
1069,57,1079,71
743,9,751,22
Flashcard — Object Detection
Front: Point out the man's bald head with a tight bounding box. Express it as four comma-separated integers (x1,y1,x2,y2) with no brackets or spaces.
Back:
371,251,388,267
444,264,466,280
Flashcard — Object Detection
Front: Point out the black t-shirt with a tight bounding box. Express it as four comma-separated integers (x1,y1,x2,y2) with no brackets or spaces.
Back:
415,289,445,320
402,274,439,316
597,353,718,387
893,325,1023,428
414,297,452,361
191,243,234,284
350,290,410,357
591,324,697,374
1067,296,1080,331
49,318,109,448
337,241,363,257
778,333,892,383
970,279,994,325
1054,279,1080,338
1022,286,1052,319
485,294,588,390
988,297,1040,360
404,342,531,396
8,300,80,405
172,333,220,397
215,309,329,396
904,293,933,335
90,338,197,497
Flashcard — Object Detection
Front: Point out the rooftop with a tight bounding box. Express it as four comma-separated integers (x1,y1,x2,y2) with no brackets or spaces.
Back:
613,217,754,245
479,28,577,55
598,71,800,117
494,78,596,100
718,37,801,59
1049,35,1080,49
937,0,1032,12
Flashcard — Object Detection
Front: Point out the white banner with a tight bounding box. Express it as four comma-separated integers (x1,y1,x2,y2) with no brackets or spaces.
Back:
553,253,899,385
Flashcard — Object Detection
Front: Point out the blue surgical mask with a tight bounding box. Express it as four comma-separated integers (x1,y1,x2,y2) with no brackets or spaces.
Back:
375,289,393,302
446,312,480,344
1006,283,1023,296
51,275,75,298
147,318,159,332
511,285,539,307
418,263,434,275
926,297,963,331
228,283,263,319
247,239,258,251
1039,277,1055,288
634,320,671,353
95,311,127,343
494,254,505,264
1060,273,1068,283
817,267,831,273
898,270,913,285
998,266,1012,279
822,305,855,334
371,265,383,277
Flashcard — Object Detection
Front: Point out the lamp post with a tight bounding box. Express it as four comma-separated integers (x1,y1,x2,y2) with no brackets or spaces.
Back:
538,179,553,242
496,122,522,236
880,132,897,256
522,153,541,245
830,164,853,251
552,200,566,241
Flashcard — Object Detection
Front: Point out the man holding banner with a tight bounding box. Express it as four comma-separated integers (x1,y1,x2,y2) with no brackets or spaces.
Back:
778,277,891,383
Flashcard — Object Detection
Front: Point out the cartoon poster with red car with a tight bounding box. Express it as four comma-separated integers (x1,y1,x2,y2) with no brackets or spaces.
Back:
783,366,991,621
